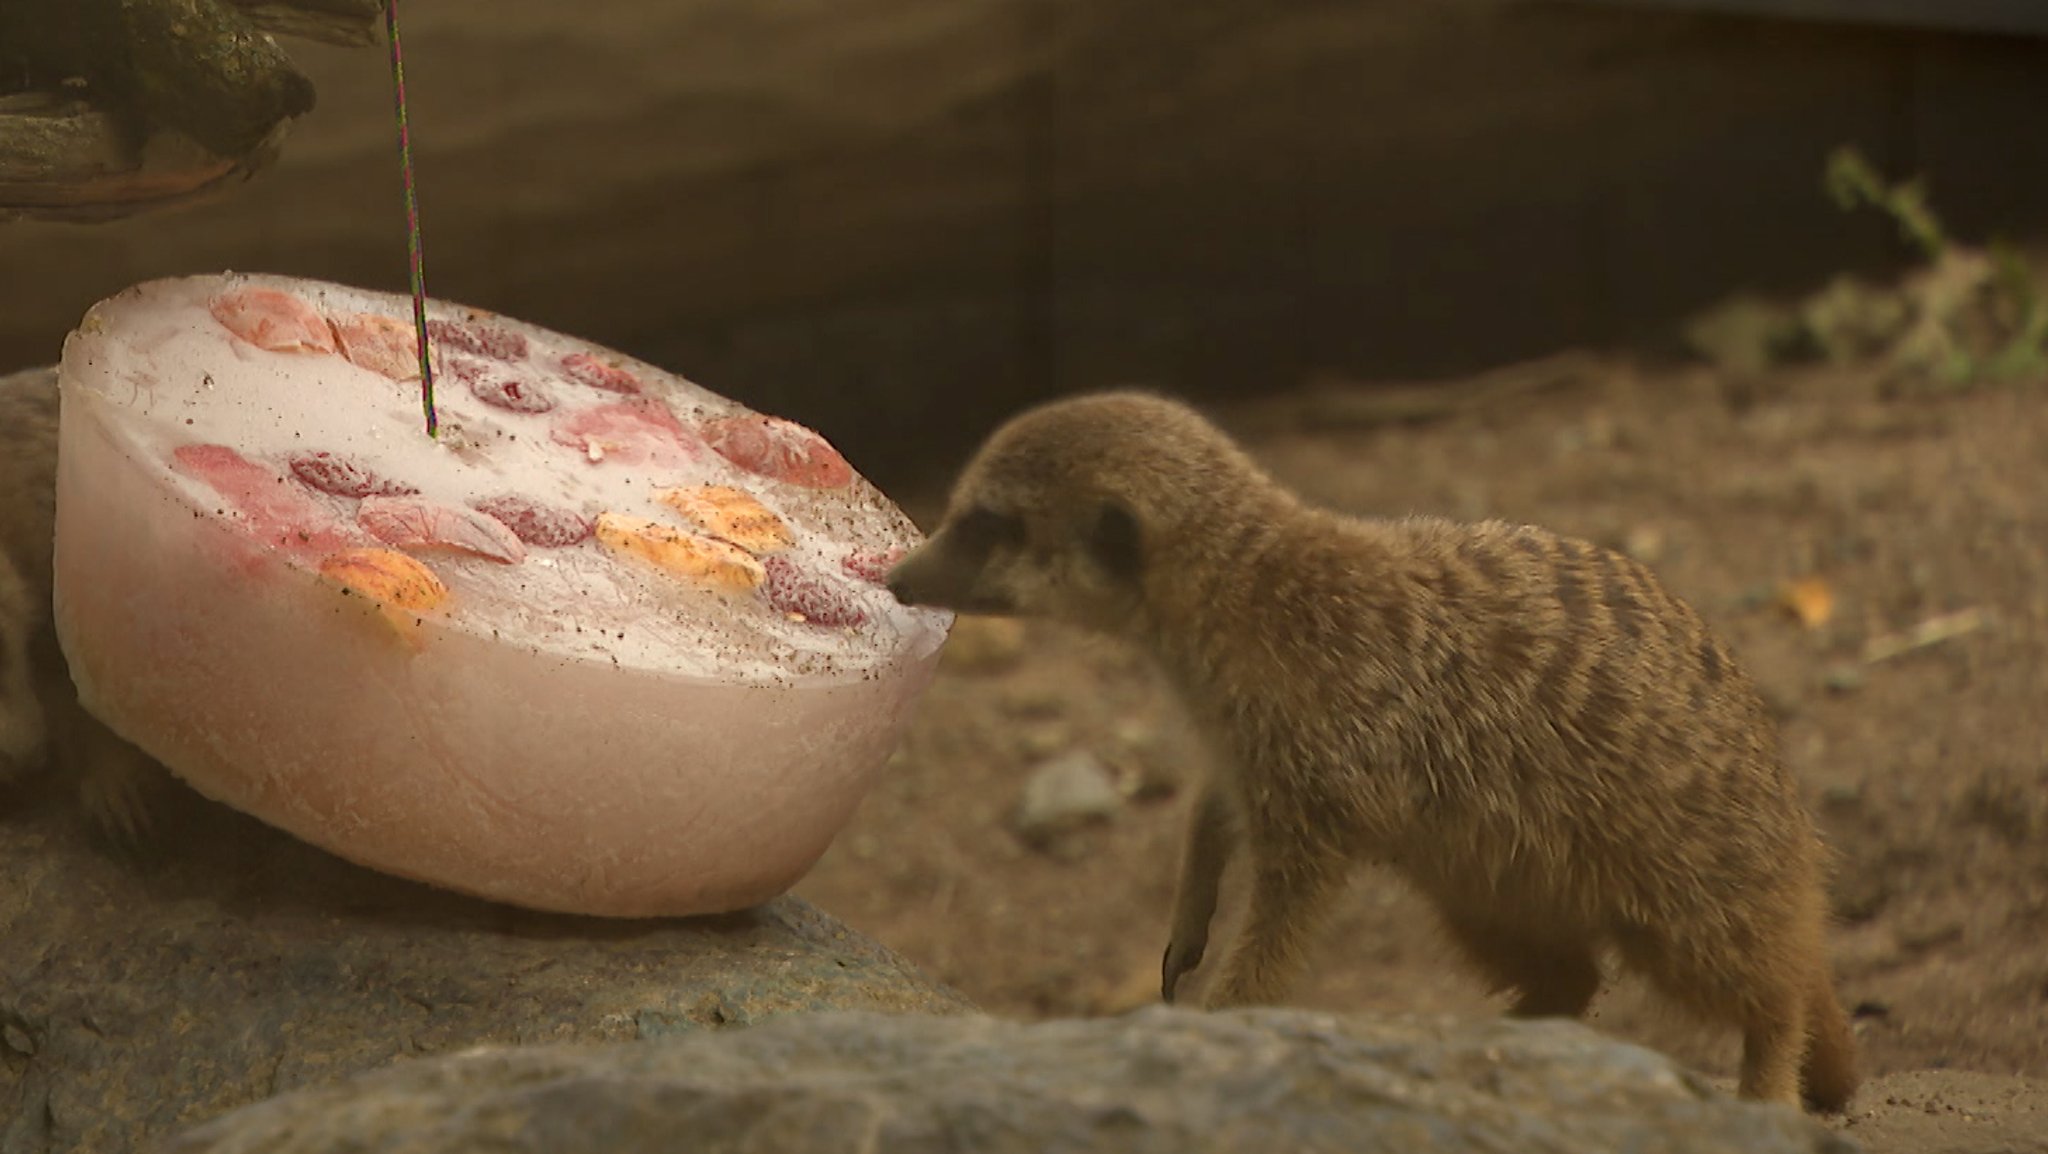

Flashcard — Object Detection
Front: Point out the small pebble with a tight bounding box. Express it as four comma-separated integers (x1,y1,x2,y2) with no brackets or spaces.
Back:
1012,751,1123,852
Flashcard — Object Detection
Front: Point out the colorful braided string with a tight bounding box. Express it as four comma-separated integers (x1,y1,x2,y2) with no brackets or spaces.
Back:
386,0,437,438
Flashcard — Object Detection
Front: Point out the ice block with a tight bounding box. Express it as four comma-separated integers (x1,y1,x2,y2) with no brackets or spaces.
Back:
52,274,951,917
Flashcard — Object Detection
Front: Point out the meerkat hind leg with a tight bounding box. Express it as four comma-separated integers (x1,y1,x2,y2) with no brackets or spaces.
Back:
1614,920,1815,1106
1437,910,1603,1019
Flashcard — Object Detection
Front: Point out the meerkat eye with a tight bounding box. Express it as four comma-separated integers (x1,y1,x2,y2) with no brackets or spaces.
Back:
951,505,1026,551
1086,500,1143,580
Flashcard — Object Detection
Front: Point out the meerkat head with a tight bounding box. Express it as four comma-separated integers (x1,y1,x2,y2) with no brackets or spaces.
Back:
887,390,1271,633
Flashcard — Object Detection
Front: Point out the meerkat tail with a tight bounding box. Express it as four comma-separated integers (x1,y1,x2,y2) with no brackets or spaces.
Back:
1800,961,1860,1113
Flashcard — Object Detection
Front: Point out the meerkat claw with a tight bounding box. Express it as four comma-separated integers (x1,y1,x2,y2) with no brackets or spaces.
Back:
1161,938,1206,1003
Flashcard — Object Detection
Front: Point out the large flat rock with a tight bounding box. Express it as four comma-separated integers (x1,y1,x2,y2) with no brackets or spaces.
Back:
0,789,972,1152
160,1005,1856,1153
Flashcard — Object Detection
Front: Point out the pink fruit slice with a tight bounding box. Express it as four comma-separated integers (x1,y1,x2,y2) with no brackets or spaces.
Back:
329,312,422,380
209,288,336,355
470,495,592,548
427,317,528,361
288,451,418,499
700,414,853,489
171,443,354,554
358,496,527,564
841,547,907,585
762,555,866,628
550,399,700,467
559,352,642,395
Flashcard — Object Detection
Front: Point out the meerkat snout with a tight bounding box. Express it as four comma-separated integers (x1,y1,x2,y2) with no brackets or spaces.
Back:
897,387,1860,1113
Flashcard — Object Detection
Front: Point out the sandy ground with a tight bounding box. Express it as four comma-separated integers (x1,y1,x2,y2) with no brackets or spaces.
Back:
796,352,2048,1153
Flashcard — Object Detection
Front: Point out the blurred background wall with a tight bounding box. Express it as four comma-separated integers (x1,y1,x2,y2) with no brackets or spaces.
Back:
3,0,2045,489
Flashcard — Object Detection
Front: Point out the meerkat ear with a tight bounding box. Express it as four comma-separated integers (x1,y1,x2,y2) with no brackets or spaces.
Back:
1087,500,1143,581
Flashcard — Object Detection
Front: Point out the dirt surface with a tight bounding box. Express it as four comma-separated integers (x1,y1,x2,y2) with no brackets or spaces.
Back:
795,352,2048,1152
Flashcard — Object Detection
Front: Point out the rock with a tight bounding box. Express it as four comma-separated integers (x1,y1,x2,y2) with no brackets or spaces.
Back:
1011,750,1122,851
0,795,971,1153
159,1007,1856,1153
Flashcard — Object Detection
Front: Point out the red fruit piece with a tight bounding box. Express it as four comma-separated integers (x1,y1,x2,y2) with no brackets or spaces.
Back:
329,312,422,379
357,496,527,564
463,367,555,414
288,451,419,499
171,443,355,554
550,399,700,467
559,352,642,395
470,495,592,548
701,414,854,489
761,555,866,628
841,547,907,586
209,288,336,355
426,317,528,361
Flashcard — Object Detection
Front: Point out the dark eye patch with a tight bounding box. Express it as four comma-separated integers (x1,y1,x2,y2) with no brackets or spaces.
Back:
1087,501,1143,581
949,505,1026,551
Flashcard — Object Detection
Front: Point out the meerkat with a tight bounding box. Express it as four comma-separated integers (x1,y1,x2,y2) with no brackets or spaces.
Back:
0,366,165,842
886,389,1858,1112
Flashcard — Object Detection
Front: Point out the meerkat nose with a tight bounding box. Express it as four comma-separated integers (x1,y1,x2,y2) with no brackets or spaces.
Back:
885,569,921,606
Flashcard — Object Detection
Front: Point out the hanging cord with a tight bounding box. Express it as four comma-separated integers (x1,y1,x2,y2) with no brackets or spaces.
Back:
385,0,437,438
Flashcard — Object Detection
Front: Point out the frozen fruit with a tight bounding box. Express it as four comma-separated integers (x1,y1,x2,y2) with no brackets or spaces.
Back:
842,547,907,585
655,485,794,554
594,512,764,593
470,495,592,548
209,288,336,354
317,547,450,648
358,496,528,564
700,414,854,489
427,317,528,361
172,443,354,554
762,556,866,628
329,312,423,379
551,399,700,467
560,352,642,395
288,451,419,500
462,366,556,414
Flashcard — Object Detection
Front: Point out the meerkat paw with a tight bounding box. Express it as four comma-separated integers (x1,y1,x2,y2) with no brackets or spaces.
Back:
0,699,46,784
73,735,166,848
1161,936,1208,1003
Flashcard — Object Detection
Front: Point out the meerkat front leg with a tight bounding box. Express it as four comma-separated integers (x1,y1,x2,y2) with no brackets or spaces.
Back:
1161,780,1239,1002
1202,836,1351,1009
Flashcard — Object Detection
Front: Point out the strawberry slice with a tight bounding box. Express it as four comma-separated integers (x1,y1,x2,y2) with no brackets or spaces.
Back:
762,555,866,628
550,399,700,467
329,312,422,379
288,451,418,499
454,360,555,414
700,414,853,489
171,443,355,554
841,547,907,585
559,352,642,395
427,317,527,361
209,288,336,355
357,496,528,564
470,495,593,548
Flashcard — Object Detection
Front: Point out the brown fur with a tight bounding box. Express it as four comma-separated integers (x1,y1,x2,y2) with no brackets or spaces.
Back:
0,366,165,842
887,389,1859,1112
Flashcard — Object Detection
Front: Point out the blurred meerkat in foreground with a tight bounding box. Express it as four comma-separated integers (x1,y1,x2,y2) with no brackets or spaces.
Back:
887,390,1858,1111
0,367,164,842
